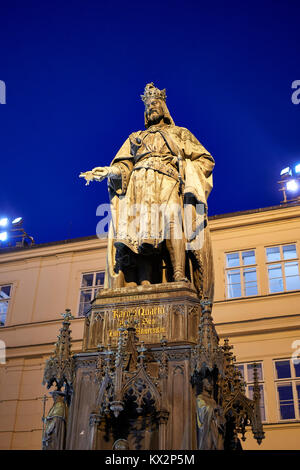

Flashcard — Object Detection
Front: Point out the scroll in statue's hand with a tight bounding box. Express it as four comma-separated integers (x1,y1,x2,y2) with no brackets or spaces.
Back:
79,171,95,186
79,166,121,186
79,167,110,185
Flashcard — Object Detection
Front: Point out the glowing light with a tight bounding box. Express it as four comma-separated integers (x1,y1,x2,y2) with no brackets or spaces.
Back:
12,217,23,225
295,164,300,174
286,179,299,192
280,167,291,176
0,232,7,242
0,218,8,227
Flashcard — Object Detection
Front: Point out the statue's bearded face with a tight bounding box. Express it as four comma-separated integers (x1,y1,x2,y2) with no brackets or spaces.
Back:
145,98,164,123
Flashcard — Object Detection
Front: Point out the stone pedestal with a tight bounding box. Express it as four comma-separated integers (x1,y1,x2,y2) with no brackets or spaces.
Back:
66,282,201,450
66,345,197,450
83,281,201,350
47,284,265,451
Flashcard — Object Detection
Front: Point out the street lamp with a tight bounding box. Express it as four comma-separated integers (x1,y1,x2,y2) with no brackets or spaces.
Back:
0,232,7,242
12,217,23,225
278,164,300,203
286,180,298,192
0,217,35,248
0,218,8,227
280,167,292,177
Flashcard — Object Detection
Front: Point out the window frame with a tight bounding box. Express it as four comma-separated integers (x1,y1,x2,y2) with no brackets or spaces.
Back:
0,283,13,327
225,249,259,299
273,358,300,422
265,243,300,294
77,271,105,317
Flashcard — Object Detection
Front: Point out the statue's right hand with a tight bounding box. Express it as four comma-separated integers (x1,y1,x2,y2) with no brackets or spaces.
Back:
79,171,95,186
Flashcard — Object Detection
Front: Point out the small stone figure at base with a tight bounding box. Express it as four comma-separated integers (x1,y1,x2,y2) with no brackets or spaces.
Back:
42,391,67,450
196,377,225,450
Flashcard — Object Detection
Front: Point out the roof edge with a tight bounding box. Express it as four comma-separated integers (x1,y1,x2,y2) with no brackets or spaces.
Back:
1,202,300,254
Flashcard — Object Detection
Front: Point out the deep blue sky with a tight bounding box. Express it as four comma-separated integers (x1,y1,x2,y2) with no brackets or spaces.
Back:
1,0,300,244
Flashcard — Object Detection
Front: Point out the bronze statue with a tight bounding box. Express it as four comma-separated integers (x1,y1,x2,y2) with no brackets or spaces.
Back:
42,391,67,450
196,377,225,450
80,83,215,299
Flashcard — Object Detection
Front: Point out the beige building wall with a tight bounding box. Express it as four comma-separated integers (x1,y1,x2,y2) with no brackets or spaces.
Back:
0,204,300,449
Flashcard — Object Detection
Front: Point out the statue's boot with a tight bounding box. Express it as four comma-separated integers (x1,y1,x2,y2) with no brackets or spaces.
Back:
166,237,188,282
138,253,152,286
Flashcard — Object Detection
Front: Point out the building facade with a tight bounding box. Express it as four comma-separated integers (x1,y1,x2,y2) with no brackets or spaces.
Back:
0,203,300,450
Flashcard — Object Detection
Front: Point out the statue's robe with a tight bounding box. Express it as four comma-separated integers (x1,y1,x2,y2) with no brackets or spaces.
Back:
196,394,224,450
42,397,67,450
105,123,215,299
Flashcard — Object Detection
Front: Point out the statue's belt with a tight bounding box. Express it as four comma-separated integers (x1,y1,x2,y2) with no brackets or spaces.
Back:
132,157,179,182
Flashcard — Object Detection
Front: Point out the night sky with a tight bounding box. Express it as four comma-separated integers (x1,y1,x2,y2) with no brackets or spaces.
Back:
1,0,300,244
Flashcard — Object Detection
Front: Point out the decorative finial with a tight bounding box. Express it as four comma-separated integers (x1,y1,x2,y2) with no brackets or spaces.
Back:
61,309,74,322
42,310,74,393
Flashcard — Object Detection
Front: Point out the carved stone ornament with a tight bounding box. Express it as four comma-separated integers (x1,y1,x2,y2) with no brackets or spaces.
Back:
43,309,75,395
191,301,265,449
88,322,169,449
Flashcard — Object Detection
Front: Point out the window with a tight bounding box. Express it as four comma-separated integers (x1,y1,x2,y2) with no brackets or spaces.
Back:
0,284,12,326
78,271,105,317
274,359,300,420
225,250,258,298
266,244,300,294
237,362,266,421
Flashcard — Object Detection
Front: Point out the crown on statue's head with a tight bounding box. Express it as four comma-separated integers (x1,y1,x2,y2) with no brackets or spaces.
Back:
141,82,167,103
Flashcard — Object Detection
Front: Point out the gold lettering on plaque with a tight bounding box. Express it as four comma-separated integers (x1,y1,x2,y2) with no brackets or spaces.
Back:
108,305,166,337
